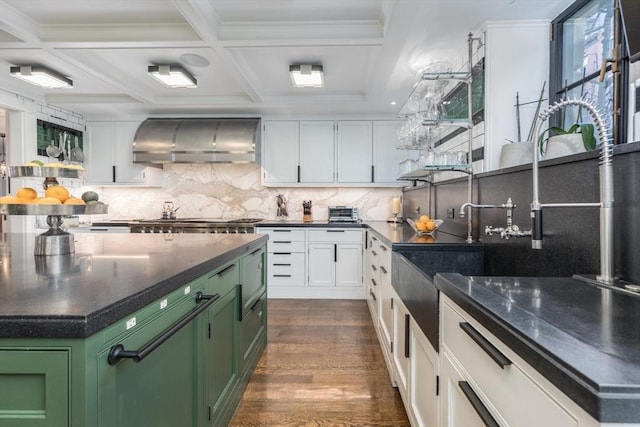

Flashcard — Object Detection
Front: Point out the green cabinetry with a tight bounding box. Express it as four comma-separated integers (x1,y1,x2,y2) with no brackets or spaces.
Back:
0,243,267,427
0,349,69,427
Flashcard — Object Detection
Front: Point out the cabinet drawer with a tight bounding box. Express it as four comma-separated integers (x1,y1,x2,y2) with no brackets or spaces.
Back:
259,228,306,242
442,299,579,427
308,229,362,243
268,240,306,253
240,293,266,364
268,255,305,287
209,261,239,297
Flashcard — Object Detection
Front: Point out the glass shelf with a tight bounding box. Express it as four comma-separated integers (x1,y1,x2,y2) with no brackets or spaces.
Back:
421,118,472,128
398,164,472,181
419,71,471,81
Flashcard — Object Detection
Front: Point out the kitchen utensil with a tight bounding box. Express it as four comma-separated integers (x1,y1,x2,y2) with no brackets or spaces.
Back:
162,201,177,219
46,137,60,158
59,132,68,163
276,194,288,217
71,136,84,162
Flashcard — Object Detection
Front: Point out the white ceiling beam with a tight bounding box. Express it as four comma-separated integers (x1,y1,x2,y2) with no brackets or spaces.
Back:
38,24,201,43
172,0,263,104
0,0,42,43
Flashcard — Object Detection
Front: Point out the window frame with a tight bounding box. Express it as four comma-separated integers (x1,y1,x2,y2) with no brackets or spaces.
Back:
549,0,629,144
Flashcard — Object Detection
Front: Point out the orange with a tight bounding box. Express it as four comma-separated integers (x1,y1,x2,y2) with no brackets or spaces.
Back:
415,221,428,231
17,187,38,201
33,197,62,205
44,186,69,203
63,197,86,205
425,221,437,231
419,215,430,223
0,195,23,204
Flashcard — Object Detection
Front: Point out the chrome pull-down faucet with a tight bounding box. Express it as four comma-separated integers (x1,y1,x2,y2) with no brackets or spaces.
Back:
530,98,614,283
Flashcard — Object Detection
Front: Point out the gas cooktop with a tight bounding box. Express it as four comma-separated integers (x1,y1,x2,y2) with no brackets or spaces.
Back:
135,218,263,224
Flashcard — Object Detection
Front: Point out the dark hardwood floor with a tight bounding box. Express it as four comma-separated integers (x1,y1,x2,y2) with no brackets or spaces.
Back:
230,299,411,426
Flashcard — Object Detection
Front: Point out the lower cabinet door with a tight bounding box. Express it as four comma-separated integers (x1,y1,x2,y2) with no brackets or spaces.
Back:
410,321,438,427
239,293,266,374
96,300,203,427
0,349,69,427
441,351,498,427
208,289,238,423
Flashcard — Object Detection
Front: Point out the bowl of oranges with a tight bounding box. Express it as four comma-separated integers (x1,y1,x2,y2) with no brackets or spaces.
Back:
407,215,443,236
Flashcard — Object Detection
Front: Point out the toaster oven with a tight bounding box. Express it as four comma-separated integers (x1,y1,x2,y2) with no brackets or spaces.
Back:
328,206,359,222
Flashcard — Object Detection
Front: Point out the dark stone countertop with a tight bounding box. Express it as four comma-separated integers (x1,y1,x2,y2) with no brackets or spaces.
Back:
0,233,267,339
258,220,366,228
435,273,640,423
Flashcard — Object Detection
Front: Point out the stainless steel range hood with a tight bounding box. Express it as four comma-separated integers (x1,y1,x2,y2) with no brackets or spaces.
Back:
132,118,261,164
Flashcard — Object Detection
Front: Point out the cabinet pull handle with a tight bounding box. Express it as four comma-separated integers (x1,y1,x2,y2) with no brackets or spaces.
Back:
380,246,388,252
380,266,387,274
273,241,292,244
273,263,291,266
273,252,292,255
326,230,345,232
370,290,377,301
458,381,500,427
371,165,375,183
297,165,301,183
371,250,378,256
250,298,263,312
404,313,410,358
107,291,220,365
112,165,116,183
334,244,337,262
371,278,377,287
459,322,511,369
250,248,262,256
216,264,236,278
274,274,292,277
273,229,291,232
371,264,377,271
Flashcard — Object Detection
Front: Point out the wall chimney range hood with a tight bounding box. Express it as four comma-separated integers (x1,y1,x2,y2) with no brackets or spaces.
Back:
132,118,261,164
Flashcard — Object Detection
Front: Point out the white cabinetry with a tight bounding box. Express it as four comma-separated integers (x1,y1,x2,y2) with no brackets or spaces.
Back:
307,229,363,288
257,227,306,288
441,295,599,427
392,293,411,402
261,119,405,186
85,121,161,186
262,121,299,184
336,121,372,183
373,121,410,182
299,121,335,183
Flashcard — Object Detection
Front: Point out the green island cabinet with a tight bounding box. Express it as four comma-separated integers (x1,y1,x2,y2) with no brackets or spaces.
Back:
0,245,267,427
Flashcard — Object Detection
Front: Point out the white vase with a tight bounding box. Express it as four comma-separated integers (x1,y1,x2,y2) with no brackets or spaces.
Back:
543,134,585,159
499,142,532,169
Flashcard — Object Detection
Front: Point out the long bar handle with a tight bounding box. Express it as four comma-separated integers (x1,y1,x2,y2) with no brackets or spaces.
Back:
458,381,500,427
107,291,220,365
459,322,511,368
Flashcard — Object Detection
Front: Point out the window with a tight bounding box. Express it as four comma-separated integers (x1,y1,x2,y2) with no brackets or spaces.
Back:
550,0,628,144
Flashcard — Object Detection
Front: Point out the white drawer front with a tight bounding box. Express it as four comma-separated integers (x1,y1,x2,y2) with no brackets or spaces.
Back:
267,253,305,287
267,240,306,253
261,228,306,241
442,299,579,427
309,229,363,243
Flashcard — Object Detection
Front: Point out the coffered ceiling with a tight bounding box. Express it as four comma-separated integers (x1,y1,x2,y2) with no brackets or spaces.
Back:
0,0,574,120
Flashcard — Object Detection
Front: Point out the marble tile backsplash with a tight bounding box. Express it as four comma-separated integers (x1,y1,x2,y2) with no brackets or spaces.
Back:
93,164,403,221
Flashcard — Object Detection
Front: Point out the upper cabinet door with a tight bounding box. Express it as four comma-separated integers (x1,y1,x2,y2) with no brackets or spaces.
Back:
299,121,335,183
85,122,117,184
262,121,299,184
336,121,373,183
373,121,408,184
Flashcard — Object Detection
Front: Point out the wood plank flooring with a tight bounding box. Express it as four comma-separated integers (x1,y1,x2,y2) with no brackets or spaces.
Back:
230,299,410,426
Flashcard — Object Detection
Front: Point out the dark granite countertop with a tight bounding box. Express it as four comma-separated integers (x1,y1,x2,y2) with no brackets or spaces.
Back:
257,220,366,228
435,273,640,423
0,233,267,339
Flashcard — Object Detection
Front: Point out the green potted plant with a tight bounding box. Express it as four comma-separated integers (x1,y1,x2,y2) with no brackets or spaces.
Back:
538,122,597,158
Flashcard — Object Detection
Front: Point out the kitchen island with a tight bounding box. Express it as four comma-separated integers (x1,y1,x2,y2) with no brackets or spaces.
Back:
0,232,268,427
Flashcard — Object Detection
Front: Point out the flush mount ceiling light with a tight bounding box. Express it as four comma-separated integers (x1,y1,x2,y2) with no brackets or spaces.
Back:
148,65,197,88
289,64,324,88
9,65,73,88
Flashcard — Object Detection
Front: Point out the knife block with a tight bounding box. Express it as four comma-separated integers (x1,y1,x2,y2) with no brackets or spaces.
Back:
303,213,313,222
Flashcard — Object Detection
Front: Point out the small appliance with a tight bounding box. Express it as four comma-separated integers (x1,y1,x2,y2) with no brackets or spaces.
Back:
328,206,359,223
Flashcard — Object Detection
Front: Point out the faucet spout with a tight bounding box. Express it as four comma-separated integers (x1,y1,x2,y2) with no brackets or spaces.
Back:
530,97,614,283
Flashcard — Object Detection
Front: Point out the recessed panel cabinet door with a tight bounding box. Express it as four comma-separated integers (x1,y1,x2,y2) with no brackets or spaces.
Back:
307,243,335,287
337,121,373,183
262,121,299,184
299,121,335,183
0,350,69,427
335,243,363,287
85,122,117,184
373,121,409,183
